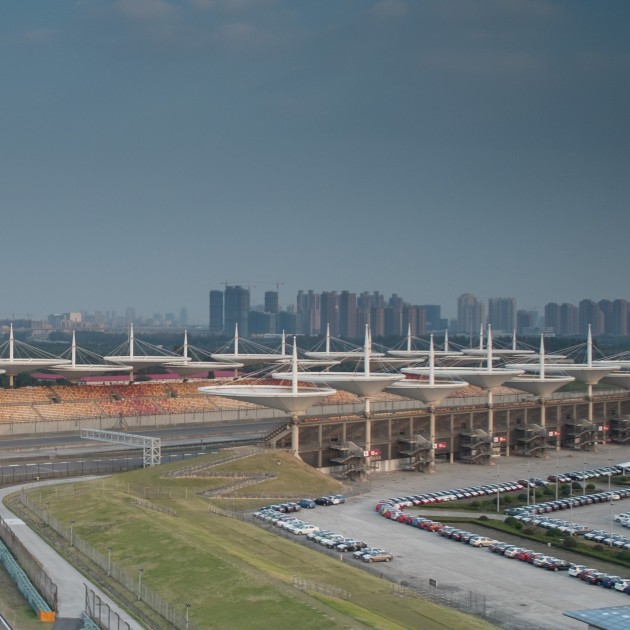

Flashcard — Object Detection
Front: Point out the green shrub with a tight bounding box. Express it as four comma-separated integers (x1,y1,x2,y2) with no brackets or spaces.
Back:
586,483,596,491
545,528,561,538
563,537,578,548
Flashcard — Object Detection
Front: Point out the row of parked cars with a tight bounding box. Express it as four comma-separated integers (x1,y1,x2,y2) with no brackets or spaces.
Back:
253,498,394,562
487,540,630,593
567,564,630,593
487,542,572,571
376,480,527,512
547,464,625,484
304,529,393,562
504,489,630,519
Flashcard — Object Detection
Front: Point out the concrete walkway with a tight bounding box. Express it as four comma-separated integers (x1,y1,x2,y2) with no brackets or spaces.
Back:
0,480,143,630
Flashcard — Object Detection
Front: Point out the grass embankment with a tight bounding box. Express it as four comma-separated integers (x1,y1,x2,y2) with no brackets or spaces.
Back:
8,449,498,630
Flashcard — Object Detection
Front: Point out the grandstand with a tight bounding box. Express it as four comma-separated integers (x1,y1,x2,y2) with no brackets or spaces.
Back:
0,379,266,425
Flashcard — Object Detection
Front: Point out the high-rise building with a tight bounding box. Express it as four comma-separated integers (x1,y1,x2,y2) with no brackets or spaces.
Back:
320,291,339,337
578,299,604,336
457,293,485,336
544,303,560,333
559,303,578,336
264,291,279,315
488,297,516,334
384,294,404,337
296,290,320,335
209,290,224,334
339,291,358,339
612,299,629,336
403,305,426,337
516,310,538,336
419,305,442,331
224,285,250,337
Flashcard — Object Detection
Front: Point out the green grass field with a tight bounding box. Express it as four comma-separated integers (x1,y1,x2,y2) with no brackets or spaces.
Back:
8,449,498,630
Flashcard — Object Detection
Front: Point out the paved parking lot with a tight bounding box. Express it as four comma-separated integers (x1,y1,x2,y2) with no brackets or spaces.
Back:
276,445,630,630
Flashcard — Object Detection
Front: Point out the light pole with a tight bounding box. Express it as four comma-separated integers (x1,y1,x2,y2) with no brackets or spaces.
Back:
138,567,144,601
609,458,614,546
185,603,191,630
70,520,74,547
496,462,501,514
107,546,112,577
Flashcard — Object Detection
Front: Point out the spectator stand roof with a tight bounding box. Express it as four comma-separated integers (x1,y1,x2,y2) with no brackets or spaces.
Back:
0,324,70,382
163,330,243,377
104,323,190,372
45,331,132,383
564,605,630,629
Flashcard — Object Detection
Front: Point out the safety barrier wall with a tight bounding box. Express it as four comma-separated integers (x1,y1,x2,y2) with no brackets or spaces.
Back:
0,514,58,618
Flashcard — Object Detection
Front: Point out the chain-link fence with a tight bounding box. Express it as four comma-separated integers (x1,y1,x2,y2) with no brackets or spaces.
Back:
19,491,199,630
84,584,131,630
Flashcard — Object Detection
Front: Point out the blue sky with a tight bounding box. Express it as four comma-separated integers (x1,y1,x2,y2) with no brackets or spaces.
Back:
1,0,629,324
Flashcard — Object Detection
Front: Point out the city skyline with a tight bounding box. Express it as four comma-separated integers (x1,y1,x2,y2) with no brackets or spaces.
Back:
14,288,630,340
2,2,629,323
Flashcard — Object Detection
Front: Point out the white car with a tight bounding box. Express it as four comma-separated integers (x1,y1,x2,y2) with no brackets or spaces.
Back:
291,524,320,535
469,536,498,548
614,579,630,592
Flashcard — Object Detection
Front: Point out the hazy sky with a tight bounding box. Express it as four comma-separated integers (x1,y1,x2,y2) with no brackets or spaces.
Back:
2,0,629,324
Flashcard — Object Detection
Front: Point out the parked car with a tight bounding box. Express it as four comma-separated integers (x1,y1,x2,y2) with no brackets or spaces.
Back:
568,564,589,577
298,499,316,509
353,547,385,560
469,536,498,548
315,496,334,506
363,550,394,563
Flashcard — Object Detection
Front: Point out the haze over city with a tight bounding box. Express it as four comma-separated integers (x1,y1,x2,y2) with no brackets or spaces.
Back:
2,1,629,324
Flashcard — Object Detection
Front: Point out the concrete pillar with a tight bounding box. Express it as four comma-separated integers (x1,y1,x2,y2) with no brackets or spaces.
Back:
488,390,494,436
291,416,300,458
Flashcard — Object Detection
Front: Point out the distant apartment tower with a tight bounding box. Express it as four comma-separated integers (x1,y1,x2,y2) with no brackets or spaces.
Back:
457,293,485,336
488,297,516,334
339,291,358,339
559,303,579,336
264,291,279,315
224,285,250,337
384,294,404,337
544,303,560,333
578,299,604,336
516,310,538,336
403,305,426,337
419,305,442,331
320,291,339,337
209,290,224,334
612,299,630,336
357,291,385,336
296,290,320,335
